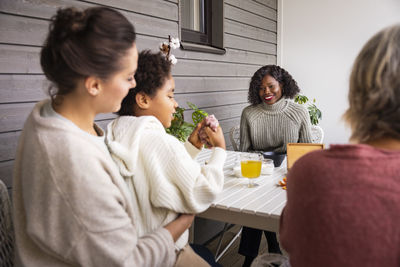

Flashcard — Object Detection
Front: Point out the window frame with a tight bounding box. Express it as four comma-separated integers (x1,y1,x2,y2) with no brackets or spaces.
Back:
179,0,225,54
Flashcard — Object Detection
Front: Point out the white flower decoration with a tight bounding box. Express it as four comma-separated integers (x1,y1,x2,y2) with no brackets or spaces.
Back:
169,54,178,65
159,36,179,65
170,37,180,49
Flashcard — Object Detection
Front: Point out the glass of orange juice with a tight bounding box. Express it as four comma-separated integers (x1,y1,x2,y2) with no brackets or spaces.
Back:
240,153,263,188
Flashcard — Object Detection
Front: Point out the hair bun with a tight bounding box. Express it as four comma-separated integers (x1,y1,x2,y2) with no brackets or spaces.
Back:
51,7,87,42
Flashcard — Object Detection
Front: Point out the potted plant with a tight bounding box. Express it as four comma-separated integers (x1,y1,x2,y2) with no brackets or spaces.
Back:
294,94,322,125
166,102,208,142
294,94,323,143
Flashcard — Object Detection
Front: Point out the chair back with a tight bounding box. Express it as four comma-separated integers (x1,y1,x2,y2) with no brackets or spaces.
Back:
311,125,324,143
0,180,14,267
229,125,240,151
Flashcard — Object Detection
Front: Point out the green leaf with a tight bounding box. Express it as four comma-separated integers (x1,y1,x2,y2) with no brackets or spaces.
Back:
294,94,309,105
296,94,322,125
187,102,208,125
166,101,209,141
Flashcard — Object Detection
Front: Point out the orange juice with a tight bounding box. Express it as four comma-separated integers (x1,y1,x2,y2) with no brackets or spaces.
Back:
241,160,262,178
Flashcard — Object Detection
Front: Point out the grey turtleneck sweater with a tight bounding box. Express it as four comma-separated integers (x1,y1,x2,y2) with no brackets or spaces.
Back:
239,98,312,153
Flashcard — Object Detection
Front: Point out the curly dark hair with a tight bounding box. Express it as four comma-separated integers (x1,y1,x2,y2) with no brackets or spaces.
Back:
118,50,171,116
248,65,300,105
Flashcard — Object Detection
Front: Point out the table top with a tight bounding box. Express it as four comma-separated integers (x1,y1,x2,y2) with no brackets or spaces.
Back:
196,149,288,232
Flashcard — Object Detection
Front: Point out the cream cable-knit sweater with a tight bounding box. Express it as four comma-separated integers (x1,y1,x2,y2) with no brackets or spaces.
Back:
240,98,312,153
106,116,226,250
13,100,176,267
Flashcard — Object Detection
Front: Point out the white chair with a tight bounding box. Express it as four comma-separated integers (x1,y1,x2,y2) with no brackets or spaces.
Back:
0,180,14,267
229,125,240,151
311,125,324,143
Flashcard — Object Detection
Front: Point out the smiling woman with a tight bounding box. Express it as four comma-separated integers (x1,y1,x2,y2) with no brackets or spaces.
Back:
238,64,313,267
240,65,312,154
12,6,190,267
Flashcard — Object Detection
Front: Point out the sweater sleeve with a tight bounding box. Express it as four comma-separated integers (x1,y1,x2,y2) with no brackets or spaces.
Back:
298,106,313,143
184,140,201,159
21,139,176,267
239,108,252,152
142,131,226,213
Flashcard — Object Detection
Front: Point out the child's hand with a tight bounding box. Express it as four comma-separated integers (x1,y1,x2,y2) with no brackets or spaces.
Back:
198,115,221,148
188,121,205,149
203,125,226,149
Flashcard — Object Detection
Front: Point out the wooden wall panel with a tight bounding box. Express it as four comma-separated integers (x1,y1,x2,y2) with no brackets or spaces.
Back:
175,91,247,109
253,0,277,9
83,0,178,20
225,3,276,32
0,75,48,103
0,103,35,132
174,77,250,93
0,161,13,189
225,19,276,43
0,14,48,46
0,45,41,74
225,34,276,54
0,0,91,19
0,0,177,21
173,59,262,77
225,0,277,21
0,132,20,162
0,0,278,193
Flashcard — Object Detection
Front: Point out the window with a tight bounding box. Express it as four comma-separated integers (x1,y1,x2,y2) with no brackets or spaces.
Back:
180,0,225,54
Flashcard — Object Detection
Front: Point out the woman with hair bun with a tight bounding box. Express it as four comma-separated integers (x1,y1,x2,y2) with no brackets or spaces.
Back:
279,24,400,267
13,7,193,266
238,65,312,267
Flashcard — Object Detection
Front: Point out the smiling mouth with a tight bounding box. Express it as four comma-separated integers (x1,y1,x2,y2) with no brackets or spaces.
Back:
264,95,273,101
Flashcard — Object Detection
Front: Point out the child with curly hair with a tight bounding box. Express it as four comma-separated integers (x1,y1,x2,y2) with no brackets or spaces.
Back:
106,50,226,266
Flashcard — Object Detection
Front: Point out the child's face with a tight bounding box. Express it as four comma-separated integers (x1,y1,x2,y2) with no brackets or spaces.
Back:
146,76,178,128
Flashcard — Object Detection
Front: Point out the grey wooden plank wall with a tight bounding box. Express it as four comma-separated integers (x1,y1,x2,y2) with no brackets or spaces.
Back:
0,0,277,190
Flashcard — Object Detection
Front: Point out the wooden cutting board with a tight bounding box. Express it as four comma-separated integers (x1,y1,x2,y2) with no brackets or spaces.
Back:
286,143,324,171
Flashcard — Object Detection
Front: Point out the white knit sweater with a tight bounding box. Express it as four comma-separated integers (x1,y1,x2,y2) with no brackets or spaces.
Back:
13,100,176,267
106,116,226,250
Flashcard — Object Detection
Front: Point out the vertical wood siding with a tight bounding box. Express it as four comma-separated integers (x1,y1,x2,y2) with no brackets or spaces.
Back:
0,0,277,190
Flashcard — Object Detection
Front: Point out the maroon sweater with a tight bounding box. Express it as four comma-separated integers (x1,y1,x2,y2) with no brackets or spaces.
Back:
280,144,400,267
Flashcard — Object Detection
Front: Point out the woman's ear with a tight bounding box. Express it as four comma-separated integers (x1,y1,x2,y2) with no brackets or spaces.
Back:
84,76,101,96
135,92,150,109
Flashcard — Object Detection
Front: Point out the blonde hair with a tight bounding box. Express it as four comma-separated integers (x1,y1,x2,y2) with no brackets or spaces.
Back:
344,24,400,143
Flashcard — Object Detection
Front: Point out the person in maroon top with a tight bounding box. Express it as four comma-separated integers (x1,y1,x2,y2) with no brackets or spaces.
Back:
279,24,400,267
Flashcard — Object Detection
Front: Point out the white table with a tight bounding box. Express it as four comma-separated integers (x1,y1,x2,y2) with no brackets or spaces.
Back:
196,149,288,233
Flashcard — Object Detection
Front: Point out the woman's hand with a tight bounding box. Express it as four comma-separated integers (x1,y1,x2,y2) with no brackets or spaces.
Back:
164,214,195,242
188,121,205,149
